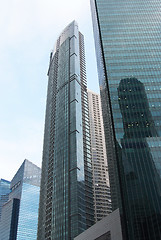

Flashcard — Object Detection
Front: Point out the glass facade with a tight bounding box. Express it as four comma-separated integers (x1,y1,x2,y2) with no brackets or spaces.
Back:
37,21,94,240
0,160,41,240
90,0,161,239
0,178,10,221
16,183,40,240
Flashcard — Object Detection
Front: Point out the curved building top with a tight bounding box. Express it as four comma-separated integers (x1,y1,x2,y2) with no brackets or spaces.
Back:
52,20,78,56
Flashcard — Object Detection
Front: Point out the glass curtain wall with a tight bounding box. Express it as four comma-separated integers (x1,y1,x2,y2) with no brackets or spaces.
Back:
90,0,161,239
37,21,94,240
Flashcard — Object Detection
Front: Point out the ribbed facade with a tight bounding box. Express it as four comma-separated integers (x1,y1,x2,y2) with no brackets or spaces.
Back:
37,21,94,240
88,89,111,222
79,33,94,229
90,0,161,240
0,198,20,240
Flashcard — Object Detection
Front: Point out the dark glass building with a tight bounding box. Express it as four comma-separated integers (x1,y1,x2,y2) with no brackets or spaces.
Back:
37,21,94,240
90,0,161,239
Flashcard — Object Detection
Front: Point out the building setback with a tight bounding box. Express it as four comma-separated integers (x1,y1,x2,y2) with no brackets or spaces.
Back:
88,89,111,221
0,159,41,240
74,208,122,240
37,21,94,240
90,0,161,239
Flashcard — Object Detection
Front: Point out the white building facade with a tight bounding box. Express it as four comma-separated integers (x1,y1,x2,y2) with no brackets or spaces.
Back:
88,89,111,222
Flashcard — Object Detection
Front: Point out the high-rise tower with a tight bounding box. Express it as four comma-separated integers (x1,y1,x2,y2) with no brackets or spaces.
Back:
88,89,111,221
90,0,161,239
37,21,94,240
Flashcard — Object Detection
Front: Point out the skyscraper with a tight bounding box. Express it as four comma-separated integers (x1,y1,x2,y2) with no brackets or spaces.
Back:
0,179,10,222
0,159,41,240
88,89,111,221
90,0,161,239
37,21,94,240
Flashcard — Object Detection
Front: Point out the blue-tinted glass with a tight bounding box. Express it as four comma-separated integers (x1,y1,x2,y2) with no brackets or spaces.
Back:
16,183,40,240
0,179,10,221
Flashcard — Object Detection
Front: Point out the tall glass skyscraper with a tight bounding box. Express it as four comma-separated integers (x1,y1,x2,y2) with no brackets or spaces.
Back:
0,159,41,240
90,0,161,239
37,21,94,240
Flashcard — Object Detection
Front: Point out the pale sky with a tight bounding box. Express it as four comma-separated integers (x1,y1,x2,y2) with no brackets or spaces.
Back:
0,0,99,181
